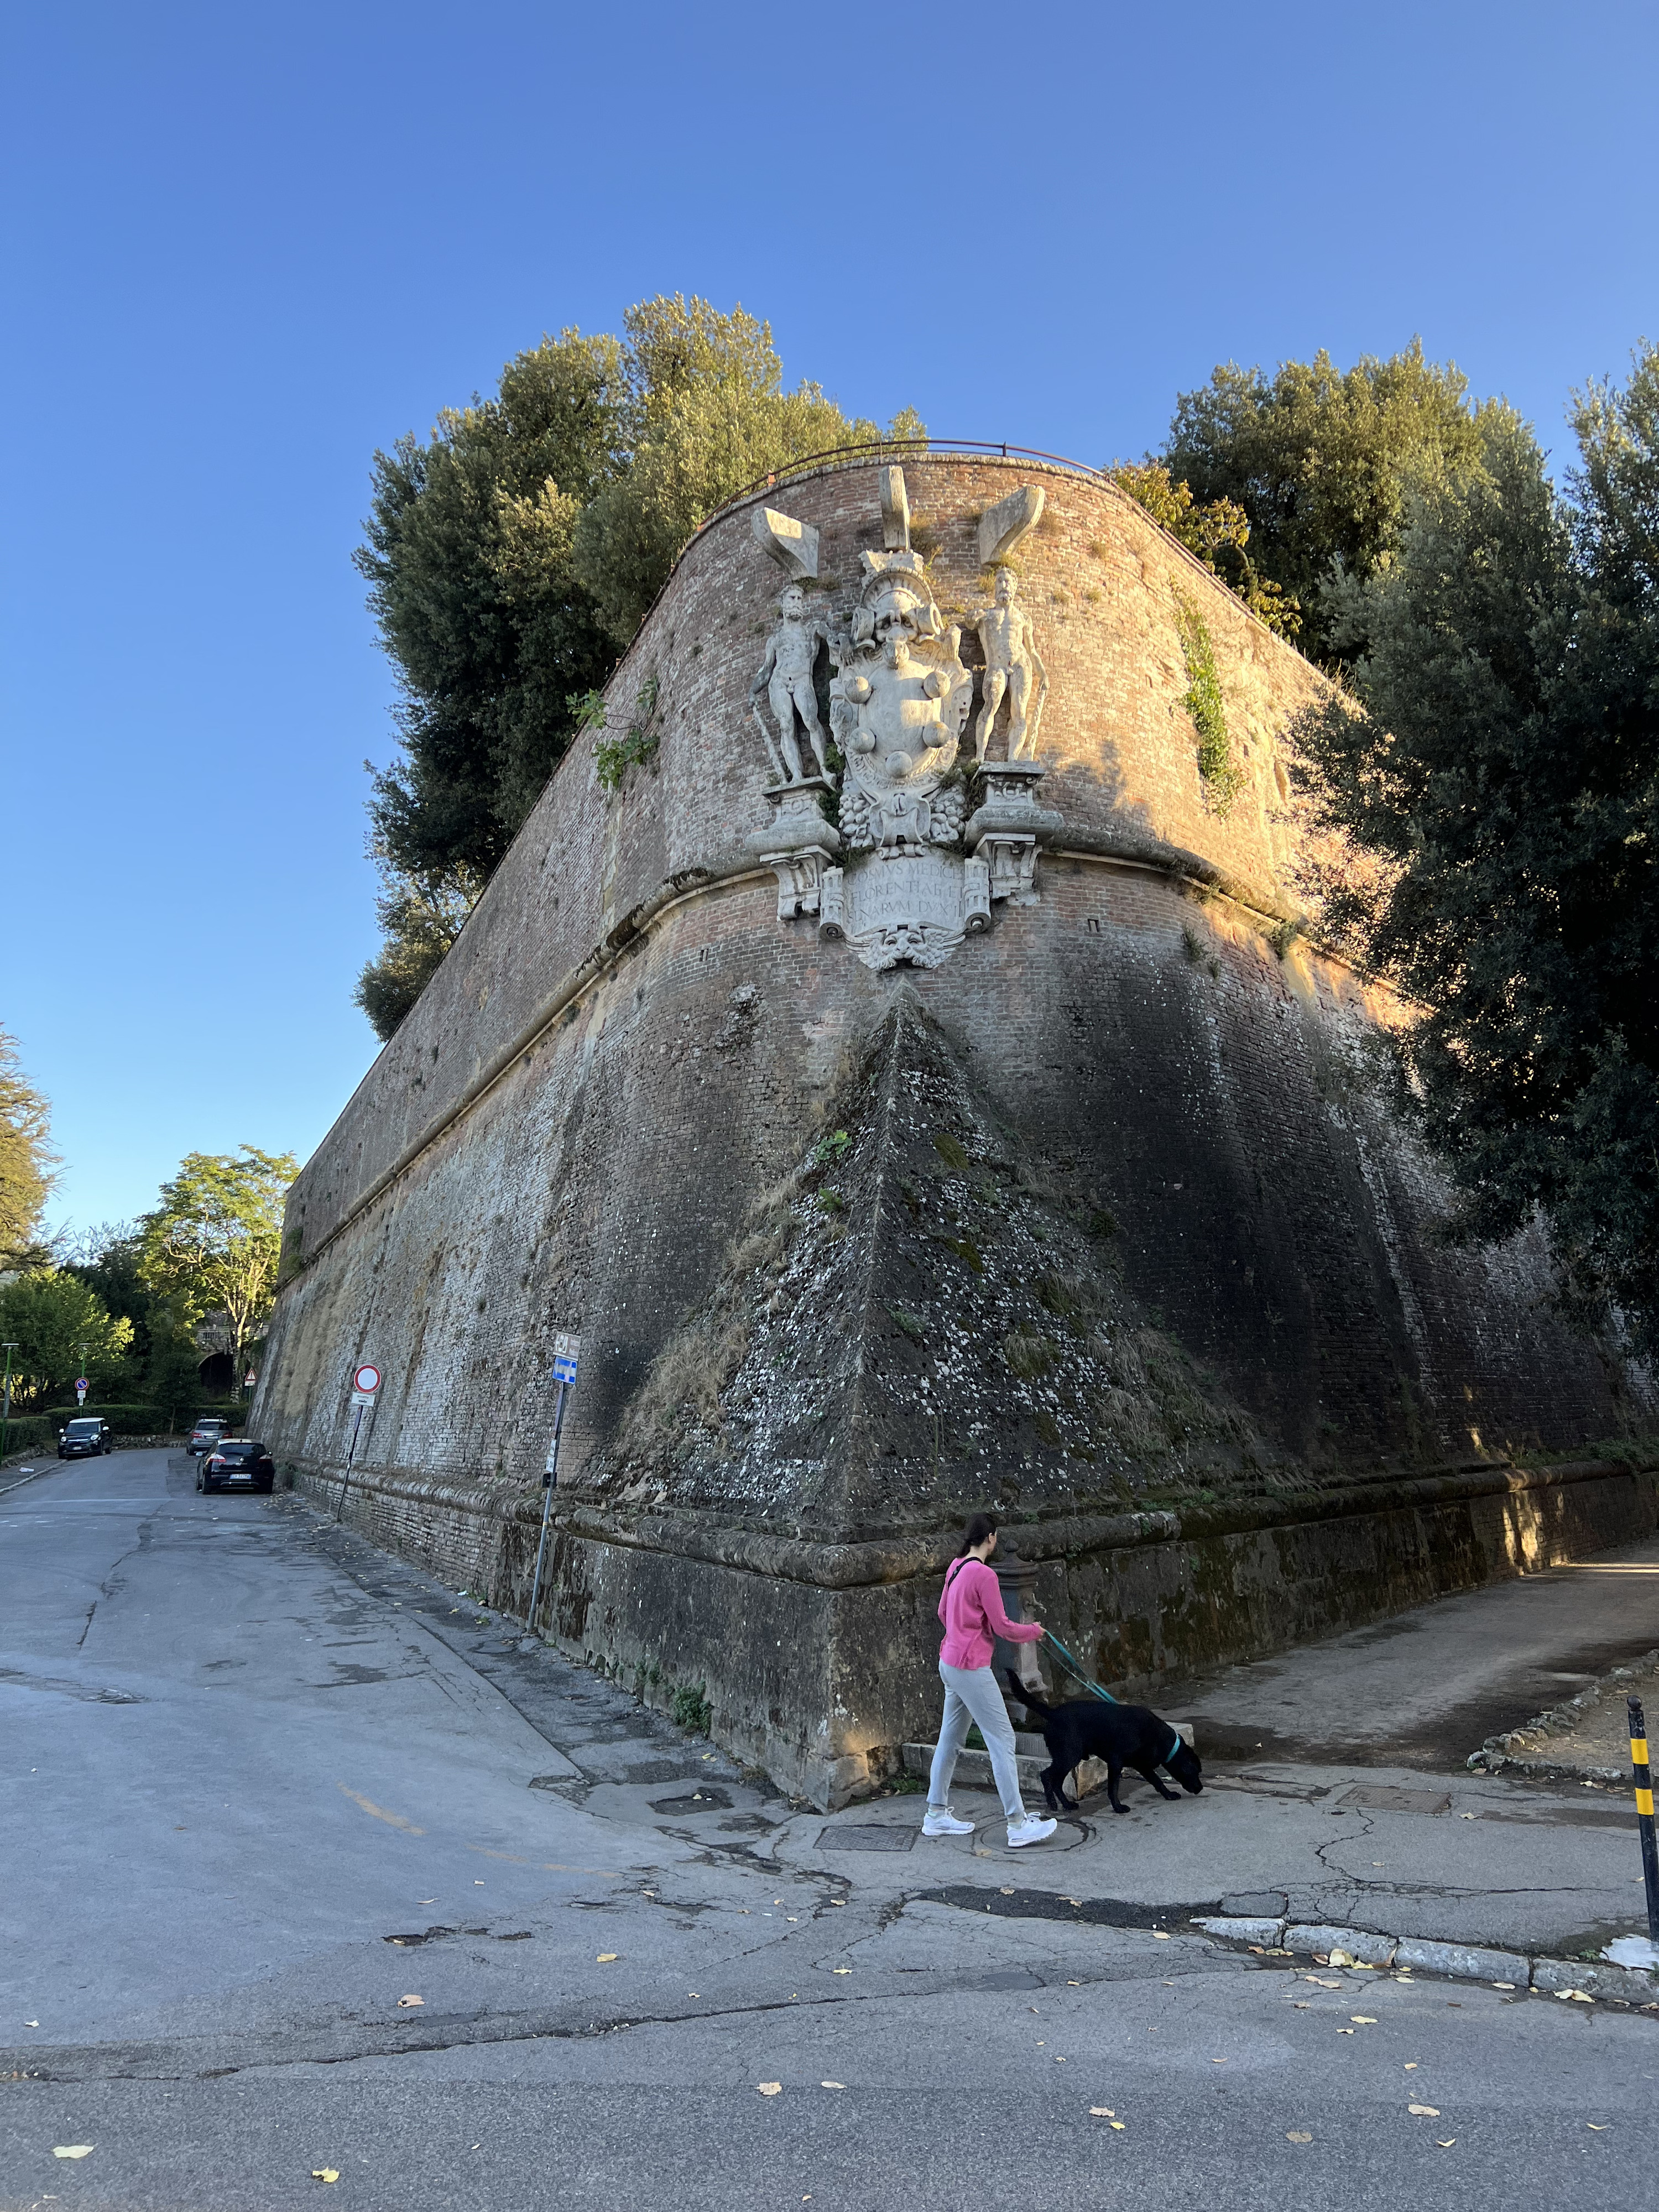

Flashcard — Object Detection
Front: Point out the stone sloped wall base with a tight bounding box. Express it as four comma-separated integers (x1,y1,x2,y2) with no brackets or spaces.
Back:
291,1453,1656,1810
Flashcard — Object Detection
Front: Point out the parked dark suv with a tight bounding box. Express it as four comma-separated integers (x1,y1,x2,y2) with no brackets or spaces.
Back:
197,1439,276,1494
59,1417,113,1459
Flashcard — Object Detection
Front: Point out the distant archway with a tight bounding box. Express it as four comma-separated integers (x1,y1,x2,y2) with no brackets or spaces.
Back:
197,1352,235,1396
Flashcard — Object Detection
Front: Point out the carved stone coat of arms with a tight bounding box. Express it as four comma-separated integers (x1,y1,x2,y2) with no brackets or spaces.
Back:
744,469,1061,970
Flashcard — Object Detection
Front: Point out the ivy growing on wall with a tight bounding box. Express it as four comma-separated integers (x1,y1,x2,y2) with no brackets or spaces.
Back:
1172,592,1243,815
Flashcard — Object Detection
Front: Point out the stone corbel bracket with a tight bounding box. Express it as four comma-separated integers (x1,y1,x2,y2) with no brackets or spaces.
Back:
753,505,821,581
965,761,1063,907
978,483,1046,567
745,778,841,919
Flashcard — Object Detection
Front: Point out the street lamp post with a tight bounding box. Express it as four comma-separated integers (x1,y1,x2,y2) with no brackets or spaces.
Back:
1,1343,17,1463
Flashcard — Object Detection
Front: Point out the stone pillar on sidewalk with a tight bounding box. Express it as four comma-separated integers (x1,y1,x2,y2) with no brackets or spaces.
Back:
993,1552,1050,1721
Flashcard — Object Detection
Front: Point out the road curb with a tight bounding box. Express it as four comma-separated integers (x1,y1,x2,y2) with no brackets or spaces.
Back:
0,1462,59,1499
1191,1913,1659,2006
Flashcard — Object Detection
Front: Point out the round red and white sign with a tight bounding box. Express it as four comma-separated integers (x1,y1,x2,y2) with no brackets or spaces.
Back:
353,1364,382,1394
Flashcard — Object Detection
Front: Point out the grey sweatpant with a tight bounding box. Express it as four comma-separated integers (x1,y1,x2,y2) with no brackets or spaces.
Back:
927,1660,1026,1820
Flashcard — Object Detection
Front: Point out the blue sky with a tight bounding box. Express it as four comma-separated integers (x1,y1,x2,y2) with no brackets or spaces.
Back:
7,0,1657,1234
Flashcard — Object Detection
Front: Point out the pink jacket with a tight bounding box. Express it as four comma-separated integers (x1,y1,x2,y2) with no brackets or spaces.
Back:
937,1556,1044,1671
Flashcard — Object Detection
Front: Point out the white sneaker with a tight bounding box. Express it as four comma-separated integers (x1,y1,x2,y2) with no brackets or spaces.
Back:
1006,1813,1057,1848
921,1806,976,1837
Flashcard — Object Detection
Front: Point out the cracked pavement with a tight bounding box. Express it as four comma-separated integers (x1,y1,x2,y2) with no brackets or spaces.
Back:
4,1449,1658,2208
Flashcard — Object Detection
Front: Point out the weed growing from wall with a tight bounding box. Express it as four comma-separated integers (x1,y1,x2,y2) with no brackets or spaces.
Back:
671,1681,712,1735
1172,592,1243,816
592,674,662,793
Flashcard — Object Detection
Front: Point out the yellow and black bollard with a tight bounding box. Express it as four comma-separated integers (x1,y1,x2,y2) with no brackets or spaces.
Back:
1629,1694,1659,1948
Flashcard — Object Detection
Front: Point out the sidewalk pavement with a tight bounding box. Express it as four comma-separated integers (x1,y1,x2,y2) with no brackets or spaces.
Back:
756,1531,1659,1976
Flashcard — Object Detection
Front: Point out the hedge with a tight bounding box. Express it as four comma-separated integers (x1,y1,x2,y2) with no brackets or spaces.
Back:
1,1415,56,1457
43,1404,171,1431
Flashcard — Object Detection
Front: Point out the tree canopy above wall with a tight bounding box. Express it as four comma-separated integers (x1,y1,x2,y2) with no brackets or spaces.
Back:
354,295,920,1040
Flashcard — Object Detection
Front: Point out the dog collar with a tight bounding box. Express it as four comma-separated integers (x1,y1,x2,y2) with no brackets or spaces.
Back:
1167,1731,1183,1766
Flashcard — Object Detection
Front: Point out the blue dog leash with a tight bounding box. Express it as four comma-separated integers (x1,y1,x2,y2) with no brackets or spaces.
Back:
1041,1632,1118,1703
1040,1633,1187,1769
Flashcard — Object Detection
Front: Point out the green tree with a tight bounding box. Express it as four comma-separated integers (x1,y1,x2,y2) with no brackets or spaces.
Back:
1107,460,1301,636
61,1222,153,1364
352,864,483,1042
0,1025,56,1267
1161,341,1493,666
354,296,917,1039
0,1270,132,1407
1292,349,1659,1354
573,295,914,644
357,328,627,898
137,1147,296,1391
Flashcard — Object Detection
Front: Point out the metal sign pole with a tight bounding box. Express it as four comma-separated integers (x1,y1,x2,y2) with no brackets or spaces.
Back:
335,1404,365,1521
526,1379,566,1635
335,1364,382,1522
526,1333,580,1638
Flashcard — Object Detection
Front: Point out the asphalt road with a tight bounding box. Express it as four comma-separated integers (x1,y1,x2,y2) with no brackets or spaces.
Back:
3,1449,1656,2210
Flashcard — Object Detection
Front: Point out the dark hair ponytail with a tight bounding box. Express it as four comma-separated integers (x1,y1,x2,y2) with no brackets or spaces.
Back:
957,1511,998,1557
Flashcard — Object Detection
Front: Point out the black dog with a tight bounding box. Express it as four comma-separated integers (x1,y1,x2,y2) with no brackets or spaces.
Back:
1005,1671,1204,1815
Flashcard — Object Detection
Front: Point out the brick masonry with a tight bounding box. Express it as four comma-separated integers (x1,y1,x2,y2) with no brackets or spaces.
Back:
257,457,1658,1804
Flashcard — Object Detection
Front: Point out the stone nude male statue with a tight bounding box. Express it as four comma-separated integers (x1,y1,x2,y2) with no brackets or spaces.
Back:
750,582,834,785
973,566,1048,764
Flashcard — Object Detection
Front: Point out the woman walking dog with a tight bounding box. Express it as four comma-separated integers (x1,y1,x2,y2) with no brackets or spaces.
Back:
922,1513,1058,1848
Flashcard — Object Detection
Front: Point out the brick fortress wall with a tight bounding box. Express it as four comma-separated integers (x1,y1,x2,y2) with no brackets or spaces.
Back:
255,457,1655,1804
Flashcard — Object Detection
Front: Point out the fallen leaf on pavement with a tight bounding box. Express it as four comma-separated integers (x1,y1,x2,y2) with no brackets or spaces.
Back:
53,2148,94,2161
1556,1990,1594,2004
1089,2107,1115,2117
832,1967,851,1975
1109,2120,1126,2131
1587,2124,1608,2131
596,1954,618,1964
312,2170,340,2183
397,1995,424,2007
821,2081,844,2089
1404,2063,1418,2070
1286,2131,1312,2143
758,2082,781,2096
1408,2104,1441,2117
1436,2140,1456,2149
1152,1931,1170,1940
1211,2057,1227,2063
1336,2027,1355,2035
25,2022,38,2028
1351,2016,1377,2025
1066,1897,1082,1907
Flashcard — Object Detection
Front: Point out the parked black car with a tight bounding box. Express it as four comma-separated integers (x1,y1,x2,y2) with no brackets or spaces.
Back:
58,1417,113,1459
197,1440,275,1494
187,1417,229,1457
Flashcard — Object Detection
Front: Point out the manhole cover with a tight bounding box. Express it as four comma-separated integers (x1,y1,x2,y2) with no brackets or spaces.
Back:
650,1788,733,1814
1339,1785,1451,1815
817,1825,917,1853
